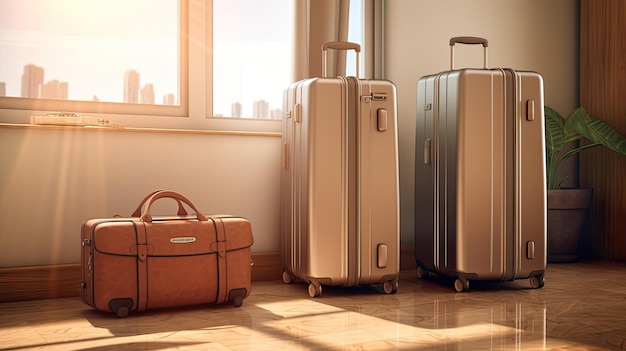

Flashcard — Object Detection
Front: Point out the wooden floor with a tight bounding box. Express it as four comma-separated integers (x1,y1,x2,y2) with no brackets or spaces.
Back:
1,261,625,351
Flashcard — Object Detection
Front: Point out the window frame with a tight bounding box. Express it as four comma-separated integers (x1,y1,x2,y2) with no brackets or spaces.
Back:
0,0,282,133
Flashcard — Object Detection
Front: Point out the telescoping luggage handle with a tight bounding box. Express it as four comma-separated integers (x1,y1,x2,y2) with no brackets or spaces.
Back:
450,36,488,70
322,41,361,78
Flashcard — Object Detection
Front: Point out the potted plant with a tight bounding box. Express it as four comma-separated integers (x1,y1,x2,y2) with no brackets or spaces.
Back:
544,106,626,262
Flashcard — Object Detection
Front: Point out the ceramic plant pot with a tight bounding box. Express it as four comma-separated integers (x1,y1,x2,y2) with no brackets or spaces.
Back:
547,188,593,263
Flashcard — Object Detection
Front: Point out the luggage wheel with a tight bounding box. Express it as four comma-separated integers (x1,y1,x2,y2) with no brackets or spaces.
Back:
228,288,247,307
308,282,322,298
383,280,399,294
232,295,244,308
282,270,294,284
416,266,429,279
454,278,470,292
109,298,133,318
529,274,545,289
115,306,130,318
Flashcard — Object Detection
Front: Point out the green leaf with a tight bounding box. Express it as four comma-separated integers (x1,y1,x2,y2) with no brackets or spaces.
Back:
544,106,565,153
544,105,626,189
565,107,626,155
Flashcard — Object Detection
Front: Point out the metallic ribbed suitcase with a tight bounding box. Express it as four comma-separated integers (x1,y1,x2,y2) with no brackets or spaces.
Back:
80,190,253,317
414,37,547,292
280,42,400,297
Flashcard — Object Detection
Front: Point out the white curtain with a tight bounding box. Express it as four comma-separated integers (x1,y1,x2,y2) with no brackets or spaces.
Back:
292,0,350,81
291,0,385,82
363,0,384,79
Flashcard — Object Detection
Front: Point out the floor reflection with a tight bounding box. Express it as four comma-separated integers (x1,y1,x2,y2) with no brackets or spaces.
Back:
0,261,624,350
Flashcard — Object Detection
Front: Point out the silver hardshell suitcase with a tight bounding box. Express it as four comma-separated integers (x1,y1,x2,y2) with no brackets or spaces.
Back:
280,42,400,297
414,37,547,292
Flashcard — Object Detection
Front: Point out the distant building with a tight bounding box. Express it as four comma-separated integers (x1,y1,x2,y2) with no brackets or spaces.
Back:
140,84,155,104
41,80,68,100
58,82,68,99
21,64,44,98
124,70,140,103
270,108,282,120
163,93,175,105
231,102,242,117
253,100,269,119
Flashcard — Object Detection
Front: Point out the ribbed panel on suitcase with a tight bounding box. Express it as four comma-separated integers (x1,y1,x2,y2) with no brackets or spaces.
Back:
414,37,547,292
280,42,400,297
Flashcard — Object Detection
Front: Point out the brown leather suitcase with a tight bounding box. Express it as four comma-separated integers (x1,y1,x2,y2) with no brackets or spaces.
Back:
80,190,253,317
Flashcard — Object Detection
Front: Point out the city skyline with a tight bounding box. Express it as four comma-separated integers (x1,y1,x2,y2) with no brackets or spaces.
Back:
0,1,293,119
0,1,180,106
8,62,281,118
13,63,176,105
223,100,281,120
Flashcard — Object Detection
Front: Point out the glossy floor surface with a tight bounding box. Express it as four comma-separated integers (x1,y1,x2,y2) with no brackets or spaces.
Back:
1,261,625,350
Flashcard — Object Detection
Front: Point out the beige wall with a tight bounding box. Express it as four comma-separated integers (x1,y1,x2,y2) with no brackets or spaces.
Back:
0,127,280,267
384,0,580,244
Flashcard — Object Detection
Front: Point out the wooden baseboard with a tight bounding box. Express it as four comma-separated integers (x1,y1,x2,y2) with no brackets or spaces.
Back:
250,252,283,282
0,264,82,303
0,247,416,303
0,252,283,303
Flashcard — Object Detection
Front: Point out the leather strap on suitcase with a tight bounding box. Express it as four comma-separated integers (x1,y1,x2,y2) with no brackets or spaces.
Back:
212,216,229,304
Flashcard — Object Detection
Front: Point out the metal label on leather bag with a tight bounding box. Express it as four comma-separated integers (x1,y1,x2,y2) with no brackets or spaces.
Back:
170,237,197,244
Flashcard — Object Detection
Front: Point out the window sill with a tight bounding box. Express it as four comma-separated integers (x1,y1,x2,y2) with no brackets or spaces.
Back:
0,123,281,138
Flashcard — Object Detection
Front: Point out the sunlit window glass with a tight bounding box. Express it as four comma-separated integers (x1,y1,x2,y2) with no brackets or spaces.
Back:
0,0,179,105
347,0,363,77
212,0,293,119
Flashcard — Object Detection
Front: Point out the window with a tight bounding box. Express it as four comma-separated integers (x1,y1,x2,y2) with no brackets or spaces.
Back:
0,1,368,131
213,0,293,119
0,0,186,119
347,0,363,78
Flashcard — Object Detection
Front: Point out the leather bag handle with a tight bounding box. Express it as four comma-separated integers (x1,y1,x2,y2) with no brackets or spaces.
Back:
131,190,188,217
141,190,207,223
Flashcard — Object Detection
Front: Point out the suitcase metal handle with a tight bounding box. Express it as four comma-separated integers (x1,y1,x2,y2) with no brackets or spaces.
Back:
449,36,488,70
322,41,361,78
141,190,208,223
